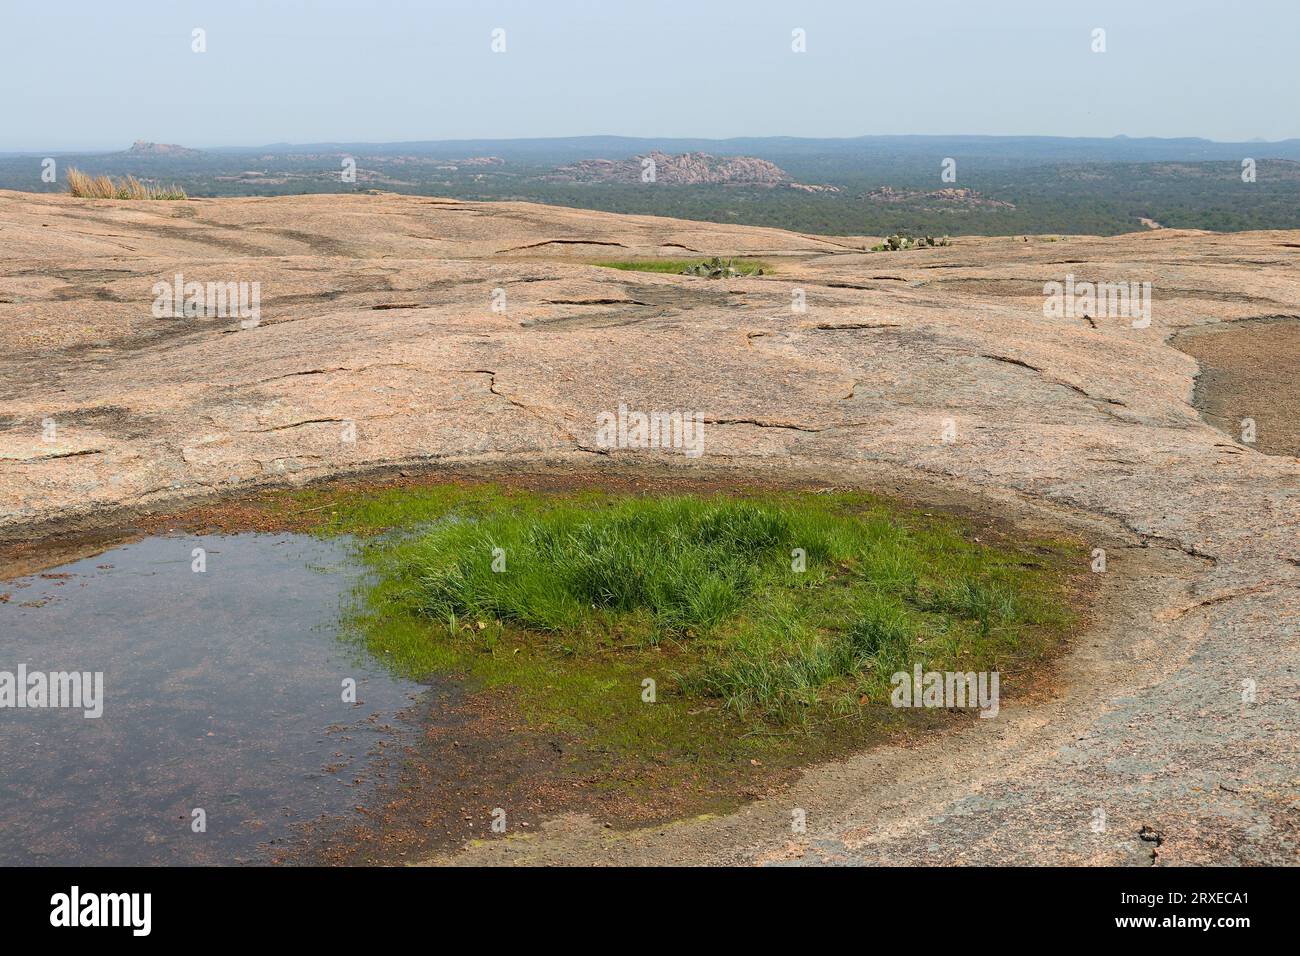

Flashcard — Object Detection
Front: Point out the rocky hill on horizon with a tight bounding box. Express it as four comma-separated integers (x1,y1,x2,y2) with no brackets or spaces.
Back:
546,150,839,191
126,140,203,157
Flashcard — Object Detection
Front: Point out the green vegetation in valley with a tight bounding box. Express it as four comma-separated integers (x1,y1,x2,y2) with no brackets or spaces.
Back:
12,144,1300,234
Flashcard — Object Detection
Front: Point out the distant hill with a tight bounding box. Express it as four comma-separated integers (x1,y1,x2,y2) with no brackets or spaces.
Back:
545,150,838,192
126,140,203,157
550,151,789,186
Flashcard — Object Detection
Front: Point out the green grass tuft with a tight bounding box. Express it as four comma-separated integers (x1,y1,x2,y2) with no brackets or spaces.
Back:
66,167,188,200
594,258,769,276
325,487,1080,733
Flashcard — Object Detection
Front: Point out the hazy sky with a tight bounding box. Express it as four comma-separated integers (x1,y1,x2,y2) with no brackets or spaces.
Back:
3,0,1297,150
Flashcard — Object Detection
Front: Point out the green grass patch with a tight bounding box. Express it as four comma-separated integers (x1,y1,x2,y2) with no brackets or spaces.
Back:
594,258,769,277
308,485,1080,752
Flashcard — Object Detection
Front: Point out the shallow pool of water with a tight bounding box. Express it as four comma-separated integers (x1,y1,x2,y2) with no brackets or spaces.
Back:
0,533,427,865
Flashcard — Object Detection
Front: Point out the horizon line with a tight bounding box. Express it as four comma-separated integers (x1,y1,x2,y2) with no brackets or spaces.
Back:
2,131,1297,155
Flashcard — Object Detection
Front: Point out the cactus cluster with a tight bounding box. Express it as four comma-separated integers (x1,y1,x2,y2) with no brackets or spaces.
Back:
871,234,951,252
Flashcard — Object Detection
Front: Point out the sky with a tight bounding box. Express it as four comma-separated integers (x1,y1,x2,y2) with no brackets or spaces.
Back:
2,0,1297,150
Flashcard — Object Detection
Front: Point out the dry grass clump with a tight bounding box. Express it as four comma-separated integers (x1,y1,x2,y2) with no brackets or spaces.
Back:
66,168,187,200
